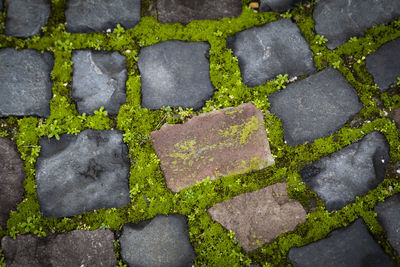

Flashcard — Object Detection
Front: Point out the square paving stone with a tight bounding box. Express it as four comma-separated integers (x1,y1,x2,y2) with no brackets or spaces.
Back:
0,48,53,117
139,40,215,110
208,183,307,252
288,219,395,267
299,131,390,211
1,229,117,266
227,19,316,87
366,37,400,92
5,0,51,38
150,102,274,192
314,0,400,50
65,0,141,33
72,50,127,115
260,0,305,12
35,130,131,218
269,67,363,147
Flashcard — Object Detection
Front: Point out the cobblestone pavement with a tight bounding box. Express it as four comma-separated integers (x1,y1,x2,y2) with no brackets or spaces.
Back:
0,0,399,266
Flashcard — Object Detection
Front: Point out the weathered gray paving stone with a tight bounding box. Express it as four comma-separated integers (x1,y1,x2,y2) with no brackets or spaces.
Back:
314,0,400,50
299,131,390,211
120,214,195,267
288,219,395,267
139,40,215,110
151,102,274,192
0,48,53,117
72,50,127,115
269,67,362,147
0,138,25,229
227,19,316,87
36,130,130,218
65,0,141,33
260,0,304,12
366,38,400,92
208,183,306,252
1,229,117,266
157,0,242,24
5,0,50,38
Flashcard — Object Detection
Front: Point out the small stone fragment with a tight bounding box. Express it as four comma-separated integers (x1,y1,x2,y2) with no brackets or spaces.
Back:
249,2,259,9
260,0,304,12
208,183,306,252
151,102,274,192
394,108,400,128
119,215,195,267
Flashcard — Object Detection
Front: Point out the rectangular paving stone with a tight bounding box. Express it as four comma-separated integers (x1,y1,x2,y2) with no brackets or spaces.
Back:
150,102,274,192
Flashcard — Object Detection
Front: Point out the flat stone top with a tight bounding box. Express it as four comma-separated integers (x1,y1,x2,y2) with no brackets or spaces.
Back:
227,19,316,87
269,67,363,147
208,183,306,252
0,48,53,117
288,219,395,267
314,0,400,49
260,0,304,12
139,40,215,110
65,0,141,33
157,0,242,24
366,37,400,92
151,102,274,192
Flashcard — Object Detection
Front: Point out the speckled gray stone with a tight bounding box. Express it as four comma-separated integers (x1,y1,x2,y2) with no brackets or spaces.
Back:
288,219,395,267
72,50,127,115
260,0,304,12
269,68,362,146
300,131,390,211
0,48,53,117
5,0,50,38
314,0,400,49
36,130,130,218
120,215,195,267
227,19,316,87
139,40,215,110
365,37,400,92
65,0,141,33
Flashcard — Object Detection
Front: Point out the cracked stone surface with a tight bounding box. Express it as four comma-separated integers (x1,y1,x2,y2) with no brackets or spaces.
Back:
288,219,395,267
366,37,400,92
299,131,390,211
139,40,215,110
227,19,316,87
0,48,53,117
35,130,131,218
65,0,141,33
208,183,307,252
314,0,400,49
157,0,242,24
72,50,127,115
1,229,117,266
120,214,195,267
151,102,274,192
5,0,51,38
269,67,363,146
259,0,304,12
0,138,25,229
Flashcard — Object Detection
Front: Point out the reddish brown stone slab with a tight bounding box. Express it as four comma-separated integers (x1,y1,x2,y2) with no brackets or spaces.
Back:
208,183,307,252
151,102,274,192
394,108,400,128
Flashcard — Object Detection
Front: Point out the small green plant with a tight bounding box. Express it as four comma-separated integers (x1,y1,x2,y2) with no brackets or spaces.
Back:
113,24,125,37
396,77,400,86
332,60,341,69
9,215,46,239
282,11,292,19
274,74,289,89
314,35,328,45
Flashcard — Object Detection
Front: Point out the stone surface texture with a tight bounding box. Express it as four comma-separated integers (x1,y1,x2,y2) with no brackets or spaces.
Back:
227,19,316,87
366,37,400,92
299,131,390,211
260,0,304,12
157,0,242,24
208,183,306,252
65,0,141,33
314,0,400,49
139,40,215,110
5,0,50,38
151,103,274,192
1,229,117,266
120,214,195,267
0,48,53,117
288,219,394,267
0,138,25,229
269,67,362,146
35,130,131,218
72,50,127,115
